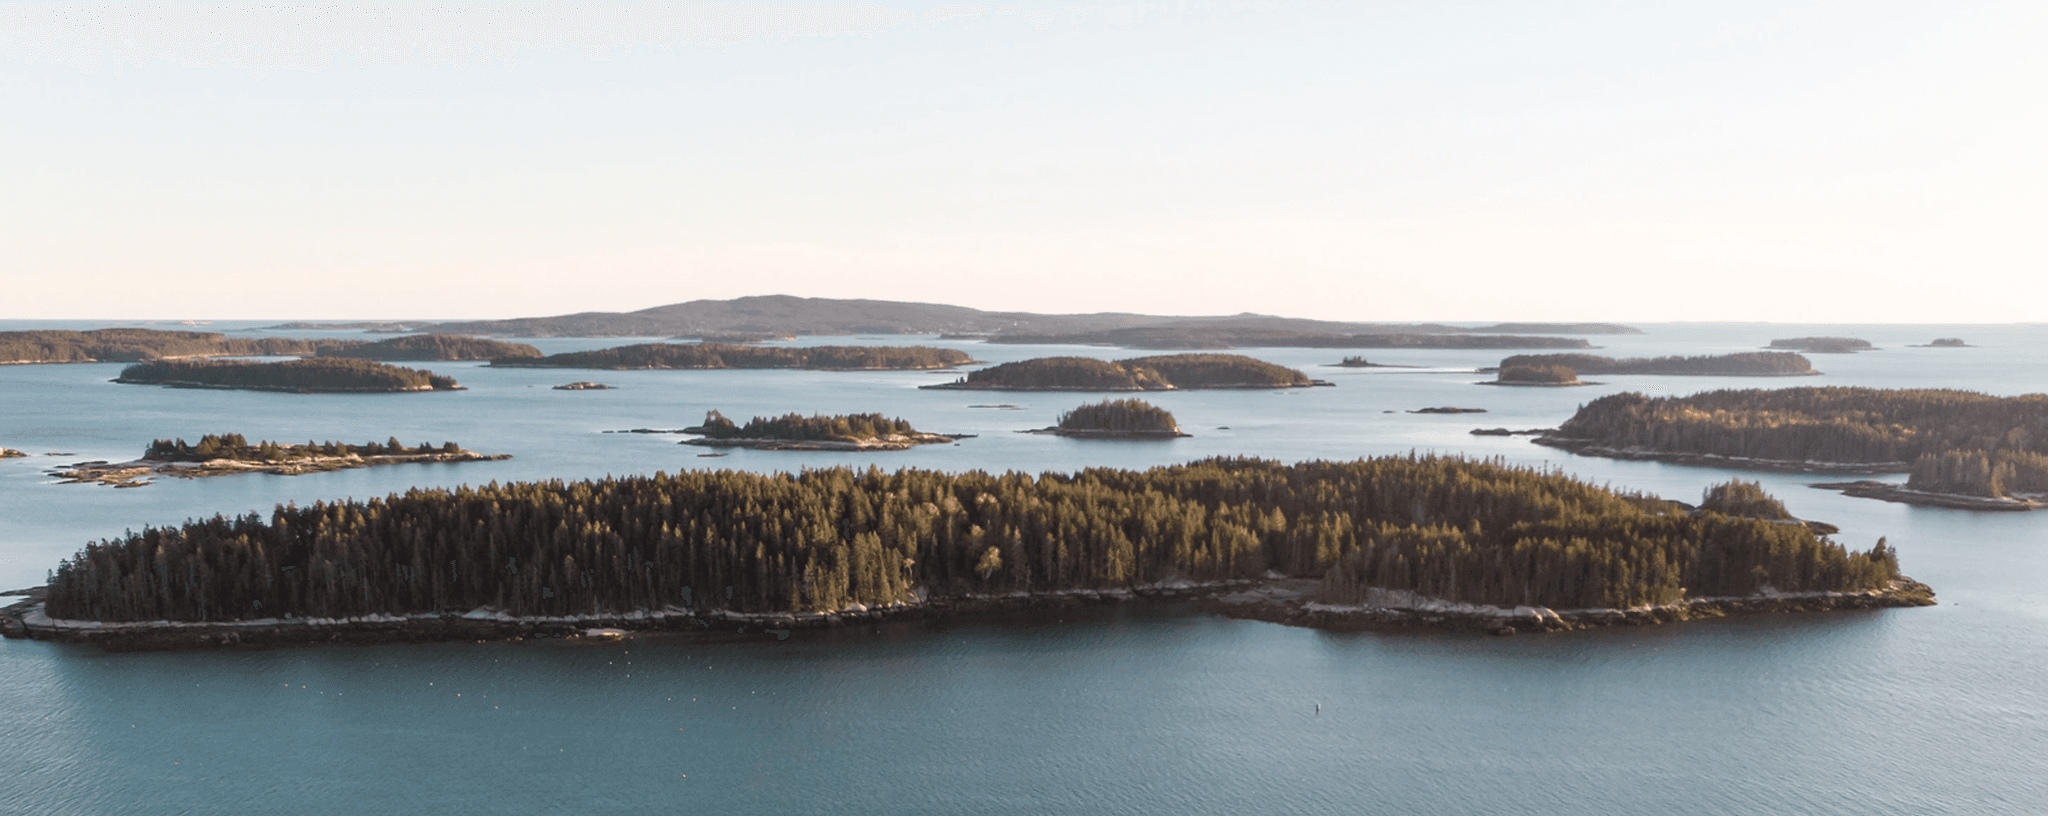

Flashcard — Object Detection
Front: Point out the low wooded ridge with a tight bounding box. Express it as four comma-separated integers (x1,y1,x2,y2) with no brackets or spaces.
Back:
0,328,361,364
493,343,972,370
931,354,1317,390
318,334,541,361
1499,352,1815,376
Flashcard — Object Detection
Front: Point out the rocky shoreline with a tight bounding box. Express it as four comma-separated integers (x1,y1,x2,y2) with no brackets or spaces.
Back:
1531,436,1911,475
0,582,1249,651
49,450,512,488
2,575,1938,651
1202,578,1936,635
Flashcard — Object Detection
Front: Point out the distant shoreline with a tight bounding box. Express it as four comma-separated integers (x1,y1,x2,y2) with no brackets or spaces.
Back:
1531,436,1911,475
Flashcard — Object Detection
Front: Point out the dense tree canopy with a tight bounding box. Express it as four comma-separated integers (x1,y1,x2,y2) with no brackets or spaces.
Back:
1497,364,1581,384
116,358,460,392
45,456,1900,623
1499,352,1815,376
1551,387,2048,497
319,334,541,361
1768,337,1873,353
1056,399,1182,434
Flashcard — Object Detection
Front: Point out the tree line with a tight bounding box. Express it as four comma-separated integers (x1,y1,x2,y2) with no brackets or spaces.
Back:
44,455,1900,623
493,343,973,370
116,358,460,392
686,410,923,442
1497,364,1581,384
146,434,462,463
1499,352,1815,376
0,329,362,364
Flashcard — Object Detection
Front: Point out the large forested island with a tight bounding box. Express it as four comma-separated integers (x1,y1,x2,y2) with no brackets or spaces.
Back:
1536,387,2048,508
3,455,1927,649
680,410,955,450
52,434,509,488
316,334,542,361
492,342,973,370
114,358,462,392
0,328,362,364
1498,351,1817,376
1031,399,1188,438
925,354,1327,391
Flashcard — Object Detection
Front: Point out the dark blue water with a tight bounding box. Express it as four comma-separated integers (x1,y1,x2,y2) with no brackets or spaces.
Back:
3,322,2045,814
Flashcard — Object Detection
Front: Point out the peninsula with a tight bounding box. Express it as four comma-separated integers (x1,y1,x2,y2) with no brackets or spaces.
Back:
680,410,955,450
113,358,462,392
1496,351,1817,376
1027,398,1189,438
3,456,1927,649
49,434,509,488
922,354,1330,391
1536,387,2048,509
0,328,362,364
491,342,973,370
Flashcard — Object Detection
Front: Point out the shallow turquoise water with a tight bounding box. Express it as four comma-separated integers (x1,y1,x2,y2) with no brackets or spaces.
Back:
2,322,2044,815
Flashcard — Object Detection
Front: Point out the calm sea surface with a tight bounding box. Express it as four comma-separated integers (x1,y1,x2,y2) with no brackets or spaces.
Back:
2,321,2044,815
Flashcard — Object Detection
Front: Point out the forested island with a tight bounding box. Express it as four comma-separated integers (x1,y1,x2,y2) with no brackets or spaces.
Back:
1489,363,1587,386
924,354,1328,391
51,434,509,488
5,455,1928,649
114,358,462,392
1768,337,1874,353
1497,352,1817,376
679,410,955,450
1332,357,1421,368
1914,338,1970,348
0,328,362,364
1030,399,1188,438
492,343,974,370
984,327,1594,350
317,334,542,361
1536,387,2048,508
553,381,612,390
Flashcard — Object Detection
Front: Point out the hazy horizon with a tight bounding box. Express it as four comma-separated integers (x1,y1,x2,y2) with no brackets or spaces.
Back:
5,1,2042,323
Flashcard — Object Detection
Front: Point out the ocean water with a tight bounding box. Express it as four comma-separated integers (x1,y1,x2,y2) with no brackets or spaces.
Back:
2,322,2044,815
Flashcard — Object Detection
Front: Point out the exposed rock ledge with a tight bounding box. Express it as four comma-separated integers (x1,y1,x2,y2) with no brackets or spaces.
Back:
1202,578,1935,635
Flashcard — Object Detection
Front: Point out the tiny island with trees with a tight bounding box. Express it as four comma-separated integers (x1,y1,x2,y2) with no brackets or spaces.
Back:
114,358,463,393
1029,399,1189,438
1,455,1930,649
317,334,542,361
1488,363,1588,386
0,328,363,365
924,354,1330,391
1768,337,1874,353
492,343,974,370
1536,386,2048,509
50,433,509,488
680,410,957,451
1496,351,1817,377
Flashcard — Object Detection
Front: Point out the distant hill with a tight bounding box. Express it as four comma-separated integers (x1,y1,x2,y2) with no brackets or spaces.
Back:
416,295,1637,340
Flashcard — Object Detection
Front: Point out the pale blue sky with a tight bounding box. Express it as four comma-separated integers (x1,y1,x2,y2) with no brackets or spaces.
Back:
2,1,2042,322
